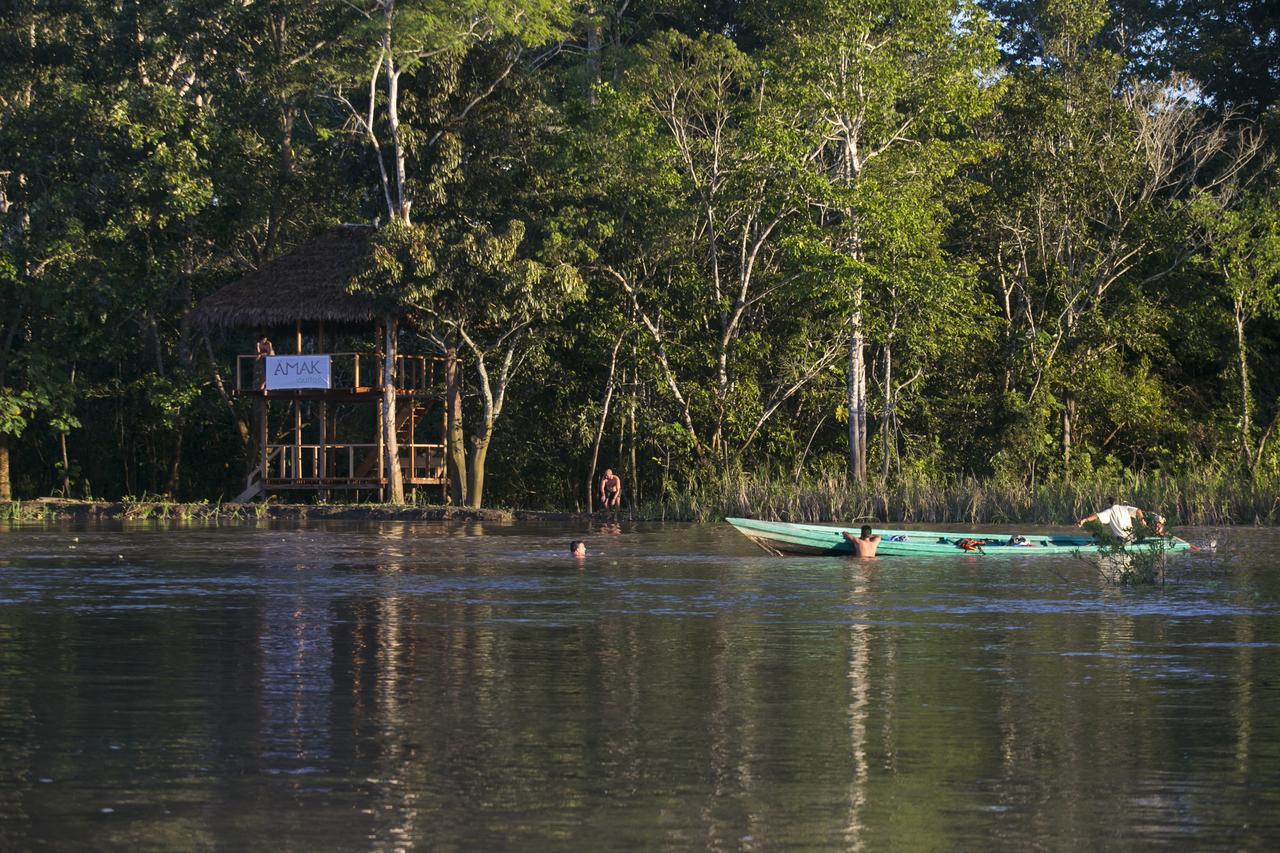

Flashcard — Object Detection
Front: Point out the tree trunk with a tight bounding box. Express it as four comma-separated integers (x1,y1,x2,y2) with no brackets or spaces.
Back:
1061,310,1077,473
586,335,623,512
166,413,184,497
0,433,11,501
383,10,410,225
60,431,71,497
264,101,297,261
881,335,893,481
204,333,251,449
382,314,404,503
586,7,603,105
1062,392,1075,472
445,343,467,506
467,432,490,508
1235,299,1254,470
847,296,867,485
627,364,638,509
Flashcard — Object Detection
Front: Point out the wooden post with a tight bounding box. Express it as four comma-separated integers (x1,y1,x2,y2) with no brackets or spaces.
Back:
318,321,327,498
294,399,302,482
376,321,385,500
377,395,385,500
318,404,328,490
409,398,416,485
258,397,268,486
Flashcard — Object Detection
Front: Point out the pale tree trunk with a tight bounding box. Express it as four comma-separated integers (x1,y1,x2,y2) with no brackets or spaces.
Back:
847,290,867,485
1061,310,1077,472
627,362,639,508
881,333,893,481
382,314,404,503
1062,393,1075,472
606,267,704,458
383,6,410,225
1235,298,1254,470
457,327,522,508
586,6,603,104
841,130,867,485
445,343,467,506
467,432,490,509
586,335,623,512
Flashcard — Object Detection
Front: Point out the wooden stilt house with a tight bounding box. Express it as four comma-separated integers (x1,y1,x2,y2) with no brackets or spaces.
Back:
194,224,450,502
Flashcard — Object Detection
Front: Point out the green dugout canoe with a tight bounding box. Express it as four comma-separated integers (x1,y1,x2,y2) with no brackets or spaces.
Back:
725,517,1193,557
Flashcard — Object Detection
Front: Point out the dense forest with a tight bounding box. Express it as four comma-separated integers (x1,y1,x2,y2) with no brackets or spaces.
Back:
2,0,1279,519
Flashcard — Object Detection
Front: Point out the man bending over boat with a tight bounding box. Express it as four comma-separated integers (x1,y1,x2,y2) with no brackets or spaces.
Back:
1077,497,1148,541
842,526,881,557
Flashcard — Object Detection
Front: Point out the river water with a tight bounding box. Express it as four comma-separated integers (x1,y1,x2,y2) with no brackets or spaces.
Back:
1,520,1279,850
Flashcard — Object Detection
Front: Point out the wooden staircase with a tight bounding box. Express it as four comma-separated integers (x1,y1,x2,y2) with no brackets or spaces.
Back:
233,467,265,503
350,402,424,480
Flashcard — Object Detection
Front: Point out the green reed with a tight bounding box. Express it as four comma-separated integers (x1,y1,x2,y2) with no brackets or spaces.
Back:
635,464,1280,525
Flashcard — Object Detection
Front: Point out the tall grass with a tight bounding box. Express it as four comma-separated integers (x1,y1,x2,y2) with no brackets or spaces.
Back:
7,468,1275,526
2,501,57,521
637,465,1280,526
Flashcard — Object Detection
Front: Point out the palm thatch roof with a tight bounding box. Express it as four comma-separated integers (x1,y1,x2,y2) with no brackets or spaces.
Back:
194,224,383,328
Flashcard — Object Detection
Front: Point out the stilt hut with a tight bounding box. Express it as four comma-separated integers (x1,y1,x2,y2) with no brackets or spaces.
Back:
194,224,451,502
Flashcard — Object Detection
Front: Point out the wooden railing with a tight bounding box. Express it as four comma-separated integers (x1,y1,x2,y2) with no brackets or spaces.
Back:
235,352,444,394
262,442,447,485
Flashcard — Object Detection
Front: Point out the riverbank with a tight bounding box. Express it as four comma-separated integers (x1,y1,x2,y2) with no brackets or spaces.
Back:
1,499,595,524
8,464,1280,526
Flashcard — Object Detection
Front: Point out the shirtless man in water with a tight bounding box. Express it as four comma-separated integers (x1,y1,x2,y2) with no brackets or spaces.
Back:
842,525,881,557
599,469,622,509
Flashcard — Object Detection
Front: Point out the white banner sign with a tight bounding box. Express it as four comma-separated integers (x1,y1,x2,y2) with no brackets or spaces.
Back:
265,355,331,390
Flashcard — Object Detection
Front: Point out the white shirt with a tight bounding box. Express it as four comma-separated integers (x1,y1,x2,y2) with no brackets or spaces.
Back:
1095,504,1141,539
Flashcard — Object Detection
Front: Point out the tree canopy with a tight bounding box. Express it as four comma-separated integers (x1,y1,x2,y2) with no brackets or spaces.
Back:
2,0,1278,512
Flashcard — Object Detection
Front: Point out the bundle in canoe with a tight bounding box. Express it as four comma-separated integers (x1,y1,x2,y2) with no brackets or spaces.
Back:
725,517,1192,557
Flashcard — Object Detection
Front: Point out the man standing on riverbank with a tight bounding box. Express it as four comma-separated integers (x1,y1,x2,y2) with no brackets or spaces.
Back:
599,469,622,510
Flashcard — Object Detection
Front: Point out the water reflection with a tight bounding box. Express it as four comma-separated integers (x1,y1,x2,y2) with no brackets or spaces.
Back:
0,522,1279,848
843,562,873,851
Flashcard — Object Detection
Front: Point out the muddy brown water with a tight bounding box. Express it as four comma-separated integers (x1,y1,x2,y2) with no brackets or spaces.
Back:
1,520,1278,849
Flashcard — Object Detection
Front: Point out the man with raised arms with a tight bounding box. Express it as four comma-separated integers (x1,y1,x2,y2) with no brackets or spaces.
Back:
842,525,881,557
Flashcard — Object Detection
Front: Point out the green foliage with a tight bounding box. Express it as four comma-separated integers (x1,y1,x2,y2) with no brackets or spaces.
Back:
1194,187,1280,320
0,0,1278,516
1078,519,1174,586
0,389,39,439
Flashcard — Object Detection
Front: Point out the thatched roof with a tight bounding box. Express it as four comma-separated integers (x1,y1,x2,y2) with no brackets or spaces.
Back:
194,224,382,328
